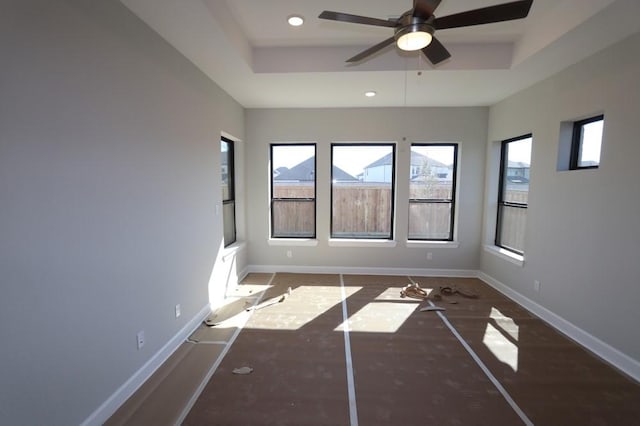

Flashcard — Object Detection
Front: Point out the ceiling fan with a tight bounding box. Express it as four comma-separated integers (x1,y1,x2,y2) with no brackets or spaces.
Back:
318,0,533,65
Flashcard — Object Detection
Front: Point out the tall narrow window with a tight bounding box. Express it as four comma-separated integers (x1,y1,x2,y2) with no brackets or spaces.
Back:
571,115,604,169
270,144,316,238
409,144,458,241
221,137,236,247
331,144,395,239
496,135,532,255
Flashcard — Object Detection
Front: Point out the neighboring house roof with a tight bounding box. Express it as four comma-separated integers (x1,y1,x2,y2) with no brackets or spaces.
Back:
364,151,449,169
272,166,288,177
274,157,314,181
412,151,448,169
274,157,357,181
507,160,530,168
332,166,358,181
506,176,529,184
364,152,393,169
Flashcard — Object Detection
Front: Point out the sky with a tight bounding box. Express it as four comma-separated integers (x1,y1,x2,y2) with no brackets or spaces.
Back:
260,120,603,175
580,120,604,162
272,144,455,177
507,137,532,164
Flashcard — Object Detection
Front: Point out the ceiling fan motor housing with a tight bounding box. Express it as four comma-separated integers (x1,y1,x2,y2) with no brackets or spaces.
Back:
394,13,435,44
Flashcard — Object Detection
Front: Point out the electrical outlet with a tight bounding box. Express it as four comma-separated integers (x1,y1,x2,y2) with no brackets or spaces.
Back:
534,280,541,292
175,304,181,319
427,252,433,260
286,250,293,258
136,331,145,350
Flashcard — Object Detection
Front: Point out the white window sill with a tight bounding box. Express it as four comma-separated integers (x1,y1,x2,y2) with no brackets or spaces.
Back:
406,241,460,249
328,239,397,248
483,245,524,267
268,238,319,247
221,241,246,263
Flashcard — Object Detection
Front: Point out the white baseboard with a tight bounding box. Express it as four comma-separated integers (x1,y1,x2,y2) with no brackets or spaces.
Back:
478,272,640,382
246,264,477,278
81,304,211,426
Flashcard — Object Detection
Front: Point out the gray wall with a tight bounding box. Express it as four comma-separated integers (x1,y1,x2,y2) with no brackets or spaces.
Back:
245,107,488,271
0,1,244,424
481,33,640,363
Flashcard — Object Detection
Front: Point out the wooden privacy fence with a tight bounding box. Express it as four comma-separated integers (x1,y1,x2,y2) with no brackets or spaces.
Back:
271,183,529,243
498,188,529,251
331,185,392,236
273,182,452,237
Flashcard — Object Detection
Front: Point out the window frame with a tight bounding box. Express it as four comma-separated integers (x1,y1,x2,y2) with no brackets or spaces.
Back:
408,143,458,242
570,114,604,170
495,134,532,256
270,143,317,239
330,143,396,240
221,137,236,247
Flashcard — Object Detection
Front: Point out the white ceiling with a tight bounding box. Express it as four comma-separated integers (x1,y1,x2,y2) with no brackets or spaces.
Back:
121,0,640,108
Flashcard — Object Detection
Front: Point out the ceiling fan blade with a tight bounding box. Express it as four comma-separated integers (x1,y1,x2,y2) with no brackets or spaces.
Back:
434,0,533,30
413,0,442,19
347,37,396,63
319,11,397,28
422,36,451,65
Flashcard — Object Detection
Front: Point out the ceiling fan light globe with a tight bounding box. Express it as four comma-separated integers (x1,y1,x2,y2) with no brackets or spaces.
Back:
397,31,432,51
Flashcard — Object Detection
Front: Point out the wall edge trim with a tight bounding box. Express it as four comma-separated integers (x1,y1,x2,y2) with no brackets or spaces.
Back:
80,303,211,426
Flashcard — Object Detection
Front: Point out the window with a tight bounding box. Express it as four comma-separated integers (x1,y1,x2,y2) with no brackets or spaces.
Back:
270,144,316,238
221,137,236,247
496,135,532,255
331,144,395,239
571,115,604,169
409,144,458,241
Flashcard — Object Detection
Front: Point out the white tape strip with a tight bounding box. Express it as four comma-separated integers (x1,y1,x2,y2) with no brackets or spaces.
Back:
340,274,359,426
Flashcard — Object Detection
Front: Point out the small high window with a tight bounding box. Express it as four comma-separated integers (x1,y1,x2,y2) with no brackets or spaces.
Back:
570,115,604,169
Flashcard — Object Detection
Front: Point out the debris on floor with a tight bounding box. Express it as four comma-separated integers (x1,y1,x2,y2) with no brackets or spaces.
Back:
400,283,428,300
246,287,292,312
420,306,446,312
439,285,478,299
232,366,254,375
400,282,479,307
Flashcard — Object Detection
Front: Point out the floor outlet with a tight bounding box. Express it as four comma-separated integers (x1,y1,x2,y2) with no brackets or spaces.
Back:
137,331,145,350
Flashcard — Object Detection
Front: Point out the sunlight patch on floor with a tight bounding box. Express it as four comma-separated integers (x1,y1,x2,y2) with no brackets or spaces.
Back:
483,307,519,372
244,285,361,331
337,301,420,333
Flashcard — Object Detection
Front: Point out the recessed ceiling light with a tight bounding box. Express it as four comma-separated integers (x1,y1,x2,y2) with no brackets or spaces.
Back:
287,15,304,27
365,91,377,97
